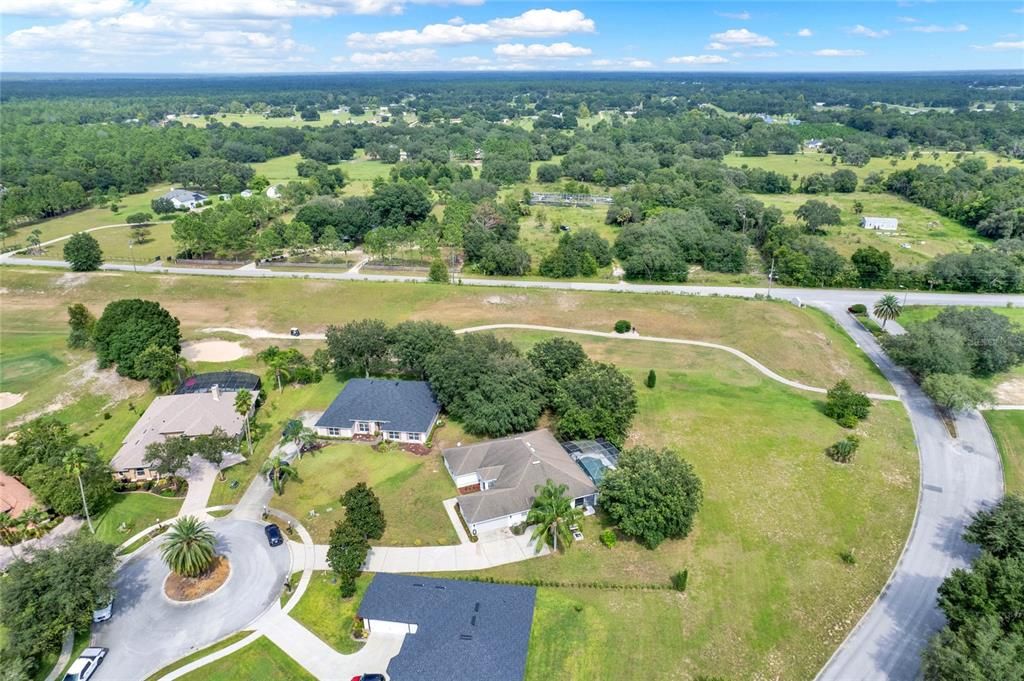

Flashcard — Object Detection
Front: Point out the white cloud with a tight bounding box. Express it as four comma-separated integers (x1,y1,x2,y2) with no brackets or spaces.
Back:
973,40,1024,51
0,0,131,16
450,55,490,65
706,28,775,49
716,10,751,20
348,48,438,66
494,42,591,58
814,48,867,57
627,59,653,68
797,28,813,37
347,8,595,49
848,24,889,38
910,24,968,33
897,16,920,23
666,54,729,64
586,58,652,69
447,16,465,25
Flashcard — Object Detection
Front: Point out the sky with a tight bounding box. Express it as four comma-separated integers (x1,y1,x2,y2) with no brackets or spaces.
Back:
0,1,1022,73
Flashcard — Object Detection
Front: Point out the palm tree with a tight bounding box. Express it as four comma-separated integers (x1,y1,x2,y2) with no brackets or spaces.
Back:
526,480,584,554
257,347,292,392
873,293,904,329
234,389,253,458
160,516,217,578
292,426,317,457
63,450,95,534
260,456,299,495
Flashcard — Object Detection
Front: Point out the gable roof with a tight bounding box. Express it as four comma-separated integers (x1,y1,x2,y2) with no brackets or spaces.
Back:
444,429,597,524
110,393,244,472
162,188,207,203
175,371,261,395
358,574,536,681
314,379,440,434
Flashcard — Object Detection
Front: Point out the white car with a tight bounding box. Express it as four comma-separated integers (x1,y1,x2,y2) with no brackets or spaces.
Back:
92,598,113,623
63,647,107,681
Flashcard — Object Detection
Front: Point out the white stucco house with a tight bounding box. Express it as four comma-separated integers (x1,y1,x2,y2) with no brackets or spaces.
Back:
313,379,440,444
861,216,899,231
161,188,208,210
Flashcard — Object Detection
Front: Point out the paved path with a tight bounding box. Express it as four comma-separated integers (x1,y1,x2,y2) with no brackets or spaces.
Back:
205,323,899,401
442,498,471,544
0,516,83,572
815,307,1004,681
311,529,548,573
42,630,75,681
178,459,219,519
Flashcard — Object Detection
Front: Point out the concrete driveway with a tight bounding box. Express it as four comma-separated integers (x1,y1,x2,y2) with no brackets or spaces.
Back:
93,518,289,680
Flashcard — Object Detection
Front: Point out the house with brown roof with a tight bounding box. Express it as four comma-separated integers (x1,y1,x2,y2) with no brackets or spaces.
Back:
442,429,597,536
0,473,36,519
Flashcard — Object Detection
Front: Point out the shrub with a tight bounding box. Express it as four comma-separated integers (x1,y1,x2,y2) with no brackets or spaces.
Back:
839,549,857,565
848,303,867,314
645,369,656,389
823,379,870,428
428,258,448,283
614,319,632,334
599,529,616,548
826,435,860,463
670,569,689,592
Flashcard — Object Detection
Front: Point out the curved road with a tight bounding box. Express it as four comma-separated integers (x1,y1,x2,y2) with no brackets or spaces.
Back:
3,255,1020,678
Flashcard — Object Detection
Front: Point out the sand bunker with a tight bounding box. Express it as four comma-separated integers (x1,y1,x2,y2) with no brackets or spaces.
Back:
181,340,251,363
0,393,25,411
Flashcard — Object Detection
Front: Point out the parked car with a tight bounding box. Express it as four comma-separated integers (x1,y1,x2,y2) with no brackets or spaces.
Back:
92,597,114,623
63,647,107,681
265,523,284,547
289,327,301,337
350,675,386,681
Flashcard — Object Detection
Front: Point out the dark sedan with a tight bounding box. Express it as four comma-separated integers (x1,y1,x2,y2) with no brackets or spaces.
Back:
264,523,284,546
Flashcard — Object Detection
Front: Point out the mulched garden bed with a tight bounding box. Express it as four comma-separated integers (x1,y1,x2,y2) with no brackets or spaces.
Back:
371,442,432,456
165,556,231,602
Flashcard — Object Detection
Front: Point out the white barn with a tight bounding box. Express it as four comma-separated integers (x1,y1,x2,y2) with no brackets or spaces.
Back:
861,216,899,231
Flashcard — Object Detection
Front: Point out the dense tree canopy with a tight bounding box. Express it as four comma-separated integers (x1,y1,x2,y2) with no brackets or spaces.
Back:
63,232,103,271
93,299,182,379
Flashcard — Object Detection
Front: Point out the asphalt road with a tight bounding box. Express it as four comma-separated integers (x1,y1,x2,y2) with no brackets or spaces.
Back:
5,256,1020,678
815,307,1004,680
93,518,289,681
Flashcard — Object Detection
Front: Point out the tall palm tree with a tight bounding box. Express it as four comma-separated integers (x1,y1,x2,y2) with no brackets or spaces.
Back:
526,480,584,554
63,450,95,534
257,346,292,392
160,516,217,578
234,389,254,458
260,456,299,495
873,293,904,329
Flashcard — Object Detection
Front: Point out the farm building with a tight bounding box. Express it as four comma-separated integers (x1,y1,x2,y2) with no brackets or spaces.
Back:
861,216,899,231
443,429,597,536
358,574,536,681
314,379,440,443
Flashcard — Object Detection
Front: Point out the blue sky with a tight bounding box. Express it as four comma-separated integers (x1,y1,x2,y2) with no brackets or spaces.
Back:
1,1,1022,73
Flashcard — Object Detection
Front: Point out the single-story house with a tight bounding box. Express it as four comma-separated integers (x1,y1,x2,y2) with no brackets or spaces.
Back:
443,429,598,536
358,573,536,681
0,473,36,519
314,379,440,443
110,386,249,481
239,189,254,198
175,371,261,396
161,188,207,210
861,216,899,231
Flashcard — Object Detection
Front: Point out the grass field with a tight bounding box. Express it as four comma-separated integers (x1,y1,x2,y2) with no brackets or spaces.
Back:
724,149,1024,180
273,442,459,546
183,111,386,129
177,636,314,681
443,332,918,680
288,573,371,654
984,410,1024,494
143,632,253,681
92,492,183,545
0,270,891,395
755,191,988,266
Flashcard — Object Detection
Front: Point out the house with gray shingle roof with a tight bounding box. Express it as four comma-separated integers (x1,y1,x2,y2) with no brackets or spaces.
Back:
358,573,536,681
314,379,440,444
161,188,208,210
443,429,597,536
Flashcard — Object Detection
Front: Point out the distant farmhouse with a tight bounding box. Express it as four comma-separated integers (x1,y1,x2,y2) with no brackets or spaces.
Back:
861,216,899,231
358,573,536,681
161,188,207,210
314,379,440,444
110,374,257,480
443,429,603,536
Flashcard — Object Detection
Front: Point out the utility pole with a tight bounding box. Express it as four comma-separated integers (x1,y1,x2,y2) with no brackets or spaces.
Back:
766,257,776,299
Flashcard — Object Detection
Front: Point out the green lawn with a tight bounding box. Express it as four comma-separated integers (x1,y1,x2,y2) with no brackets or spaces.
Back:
186,111,392,129
899,304,1024,328
724,148,1024,181
983,410,1024,494
92,492,182,545
443,334,917,680
272,441,459,546
754,191,989,267
177,636,314,681
144,632,253,681
288,573,370,653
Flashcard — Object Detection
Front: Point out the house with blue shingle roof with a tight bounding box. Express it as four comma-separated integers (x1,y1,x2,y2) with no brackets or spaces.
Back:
314,378,440,444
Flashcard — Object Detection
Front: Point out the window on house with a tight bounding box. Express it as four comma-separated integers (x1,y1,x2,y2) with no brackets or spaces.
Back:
386,431,401,440
327,427,340,436
408,432,421,442
357,422,370,433
135,468,146,476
